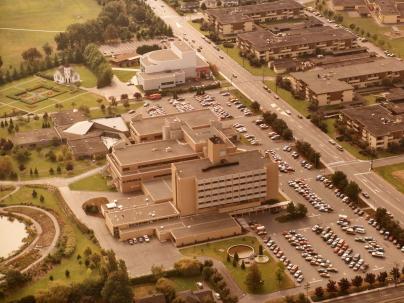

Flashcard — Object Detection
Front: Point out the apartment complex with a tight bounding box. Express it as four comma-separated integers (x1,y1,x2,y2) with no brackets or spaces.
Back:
237,26,357,61
204,0,304,36
289,58,404,106
136,41,211,91
371,0,404,24
340,105,404,149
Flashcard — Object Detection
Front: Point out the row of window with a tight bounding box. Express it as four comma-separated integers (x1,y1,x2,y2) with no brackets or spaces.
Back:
197,181,267,193
198,192,266,206
198,188,266,200
197,172,266,186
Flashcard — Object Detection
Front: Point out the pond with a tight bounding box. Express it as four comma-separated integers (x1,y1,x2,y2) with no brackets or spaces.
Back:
0,215,28,259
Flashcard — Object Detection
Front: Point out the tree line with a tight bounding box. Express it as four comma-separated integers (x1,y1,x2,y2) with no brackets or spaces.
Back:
330,171,361,202
295,140,321,168
83,44,113,88
375,207,404,245
262,111,294,140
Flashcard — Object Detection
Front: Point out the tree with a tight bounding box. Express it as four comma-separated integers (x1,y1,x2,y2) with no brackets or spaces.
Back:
65,270,70,278
364,273,376,288
5,270,27,289
245,263,262,292
390,266,400,286
174,259,201,277
377,271,388,284
32,189,38,198
156,278,176,302
275,266,284,288
344,181,361,202
101,270,133,303
0,156,14,179
42,43,53,57
40,195,45,203
338,278,350,294
104,24,120,42
151,265,165,280
351,275,363,289
201,2,207,9
65,162,74,171
241,260,246,270
251,101,260,113
202,266,214,281
326,280,337,293
331,171,348,190
314,287,324,299
22,48,42,62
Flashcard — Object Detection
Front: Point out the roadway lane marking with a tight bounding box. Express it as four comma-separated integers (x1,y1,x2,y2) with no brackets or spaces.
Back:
308,214,321,218
373,266,384,271
311,279,323,283
175,22,182,28
354,172,371,176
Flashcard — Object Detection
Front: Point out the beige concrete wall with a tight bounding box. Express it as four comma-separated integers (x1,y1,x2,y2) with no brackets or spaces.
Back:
173,224,242,247
266,162,279,200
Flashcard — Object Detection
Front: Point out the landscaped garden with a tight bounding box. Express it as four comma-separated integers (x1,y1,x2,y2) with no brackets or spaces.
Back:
180,236,294,294
0,186,101,301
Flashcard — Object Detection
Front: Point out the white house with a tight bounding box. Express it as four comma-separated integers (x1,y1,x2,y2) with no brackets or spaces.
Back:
53,65,80,84
136,41,211,91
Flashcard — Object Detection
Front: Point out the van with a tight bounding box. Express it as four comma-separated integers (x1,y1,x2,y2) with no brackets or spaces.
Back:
339,214,348,220
256,225,266,231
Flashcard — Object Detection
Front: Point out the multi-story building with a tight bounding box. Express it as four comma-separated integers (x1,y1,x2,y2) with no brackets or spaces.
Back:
204,0,304,36
237,26,357,61
373,0,400,23
136,41,211,91
289,58,404,106
172,136,278,216
340,105,404,149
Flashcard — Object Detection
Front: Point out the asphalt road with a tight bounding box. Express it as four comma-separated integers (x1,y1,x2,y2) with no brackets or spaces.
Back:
147,0,404,223
328,285,404,303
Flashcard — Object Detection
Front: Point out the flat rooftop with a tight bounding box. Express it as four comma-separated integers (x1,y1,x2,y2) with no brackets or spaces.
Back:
207,0,303,22
51,110,86,127
142,178,172,202
332,0,364,7
131,109,217,136
173,150,268,179
112,139,198,166
68,136,108,156
106,201,179,227
291,58,404,94
12,128,59,145
238,26,355,52
170,213,240,239
341,104,404,136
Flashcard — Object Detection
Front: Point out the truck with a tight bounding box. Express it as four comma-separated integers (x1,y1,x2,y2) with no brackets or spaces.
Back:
146,93,162,100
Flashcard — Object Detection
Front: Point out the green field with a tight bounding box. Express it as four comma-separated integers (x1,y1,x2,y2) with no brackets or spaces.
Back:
265,81,309,116
1,186,101,301
0,76,103,116
180,236,294,294
113,70,138,82
0,0,101,67
375,162,404,193
69,173,116,192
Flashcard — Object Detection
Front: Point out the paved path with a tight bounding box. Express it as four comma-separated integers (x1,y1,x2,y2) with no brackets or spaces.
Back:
372,154,404,168
112,67,140,72
325,284,404,303
0,27,64,33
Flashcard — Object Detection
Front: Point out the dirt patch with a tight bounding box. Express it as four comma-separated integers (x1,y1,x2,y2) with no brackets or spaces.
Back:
391,170,404,183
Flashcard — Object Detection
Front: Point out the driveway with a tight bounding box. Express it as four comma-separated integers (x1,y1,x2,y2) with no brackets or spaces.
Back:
83,76,141,101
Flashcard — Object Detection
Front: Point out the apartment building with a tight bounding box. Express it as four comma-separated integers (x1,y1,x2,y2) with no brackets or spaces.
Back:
204,0,304,36
136,41,211,91
237,26,357,61
372,0,401,24
331,0,365,11
172,137,278,216
289,58,404,106
340,105,404,149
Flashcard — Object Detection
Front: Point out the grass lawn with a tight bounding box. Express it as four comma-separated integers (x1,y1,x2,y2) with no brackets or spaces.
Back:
362,94,378,105
42,64,97,88
88,101,143,119
229,89,253,107
375,162,404,193
69,173,115,192
180,236,294,294
265,81,309,116
188,21,210,36
0,0,100,68
9,144,105,180
0,75,103,116
0,186,101,301
114,70,137,82
220,46,276,77
0,185,16,199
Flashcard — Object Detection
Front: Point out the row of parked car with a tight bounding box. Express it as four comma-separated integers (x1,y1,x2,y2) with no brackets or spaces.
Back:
367,218,404,253
169,98,195,113
288,179,334,213
229,97,252,116
194,94,233,120
337,216,366,235
266,237,305,283
265,149,295,173
146,104,166,117
312,225,369,272
316,175,365,216
283,229,337,279
128,235,151,245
